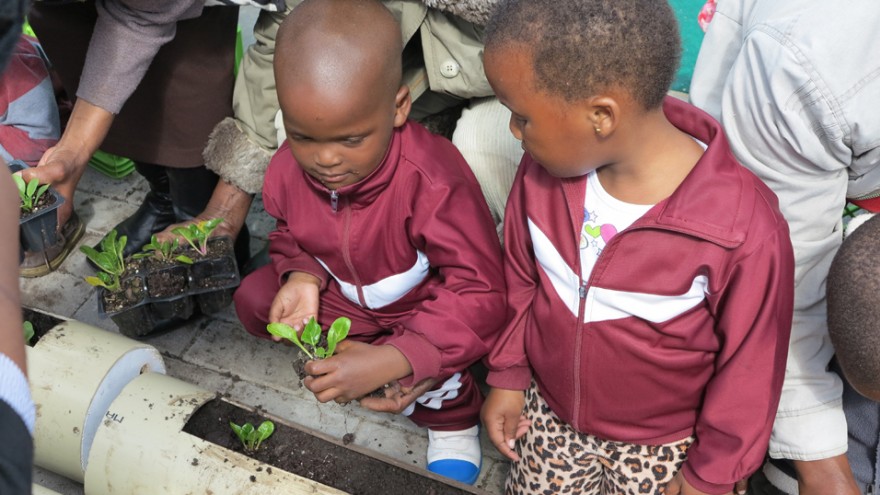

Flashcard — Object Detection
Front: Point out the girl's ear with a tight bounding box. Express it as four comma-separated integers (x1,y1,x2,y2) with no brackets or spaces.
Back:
393,84,412,127
587,95,620,138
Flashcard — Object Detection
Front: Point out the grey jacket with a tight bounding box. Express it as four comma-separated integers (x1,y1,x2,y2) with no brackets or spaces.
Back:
690,0,880,460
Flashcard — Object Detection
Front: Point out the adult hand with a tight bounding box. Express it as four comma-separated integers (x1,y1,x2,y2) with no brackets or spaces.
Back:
303,341,411,404
19,99,115,226
157,180,253,242
794,455,860,495
268,272,321,339
358,377,438,414
665,471,731,495
480,387,529,461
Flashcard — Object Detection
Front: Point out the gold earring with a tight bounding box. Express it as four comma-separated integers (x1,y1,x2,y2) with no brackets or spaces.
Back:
594,126,602,134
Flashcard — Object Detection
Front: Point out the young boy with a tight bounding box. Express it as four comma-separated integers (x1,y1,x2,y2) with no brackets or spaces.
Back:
479,1,795,494
233,0,507,485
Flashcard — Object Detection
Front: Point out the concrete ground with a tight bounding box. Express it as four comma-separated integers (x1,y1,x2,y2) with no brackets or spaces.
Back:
24,160,509,495
24,8,506,494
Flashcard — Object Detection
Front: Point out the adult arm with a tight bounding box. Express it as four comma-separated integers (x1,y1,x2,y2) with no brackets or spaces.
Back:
21,0,205,222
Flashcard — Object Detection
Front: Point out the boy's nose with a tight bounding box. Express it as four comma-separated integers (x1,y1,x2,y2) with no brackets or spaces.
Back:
315,149,342,168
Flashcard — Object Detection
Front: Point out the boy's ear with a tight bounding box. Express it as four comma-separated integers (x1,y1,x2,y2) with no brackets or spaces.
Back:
587,95,619,138
393,84,412,128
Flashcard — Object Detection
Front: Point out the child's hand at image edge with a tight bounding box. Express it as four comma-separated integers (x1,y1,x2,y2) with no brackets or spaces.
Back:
481,387,531,461
268,271,321,339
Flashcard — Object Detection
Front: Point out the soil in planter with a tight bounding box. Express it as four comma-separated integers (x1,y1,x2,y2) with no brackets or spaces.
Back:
179,236,233,262
19,192,56,220
146,267,189,298
101,276,147,313
22,308,64,346
184,399,475,495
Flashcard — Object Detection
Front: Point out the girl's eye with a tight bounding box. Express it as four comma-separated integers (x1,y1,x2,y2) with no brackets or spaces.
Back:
343,137,364,145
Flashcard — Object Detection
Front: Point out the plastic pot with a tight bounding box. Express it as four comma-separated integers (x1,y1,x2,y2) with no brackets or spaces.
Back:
9,160,64,252
27,320,165,482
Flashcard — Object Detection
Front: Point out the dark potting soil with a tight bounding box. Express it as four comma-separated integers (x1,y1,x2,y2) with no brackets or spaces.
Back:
101,276,146,313
184,399,474,495
19,192,56,220
22,308,64,346
146,268,188,298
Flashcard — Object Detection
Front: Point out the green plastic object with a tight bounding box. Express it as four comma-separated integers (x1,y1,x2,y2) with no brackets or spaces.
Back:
89,150,136,179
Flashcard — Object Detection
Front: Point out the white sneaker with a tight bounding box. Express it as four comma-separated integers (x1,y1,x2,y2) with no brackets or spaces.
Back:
426,425,482,485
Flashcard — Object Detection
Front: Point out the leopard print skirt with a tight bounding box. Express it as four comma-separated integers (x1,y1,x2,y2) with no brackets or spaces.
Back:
505,383,693,495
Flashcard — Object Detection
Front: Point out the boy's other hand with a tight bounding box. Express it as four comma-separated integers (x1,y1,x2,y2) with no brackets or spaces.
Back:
303,341,411,404
481,388,529,461
268,272,321,340
358,377,438,414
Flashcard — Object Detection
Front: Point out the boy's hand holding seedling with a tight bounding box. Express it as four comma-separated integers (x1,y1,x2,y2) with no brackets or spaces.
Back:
268,271,321,333
304,340,413,405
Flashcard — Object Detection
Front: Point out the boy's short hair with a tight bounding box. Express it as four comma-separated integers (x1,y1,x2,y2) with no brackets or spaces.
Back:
827,214,880,400
484,0,680,110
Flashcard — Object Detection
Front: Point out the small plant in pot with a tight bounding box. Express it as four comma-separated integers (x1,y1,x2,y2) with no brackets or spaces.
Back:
9,160,65,252
79,218,240,337
172,218,241,315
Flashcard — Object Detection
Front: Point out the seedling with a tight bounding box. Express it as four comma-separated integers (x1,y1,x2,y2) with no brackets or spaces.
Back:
229,420,275,451
13,174,50,214
172,218,223,257
23,321,34,345
267,316,351,360
79,230,127,292
132,235,193,264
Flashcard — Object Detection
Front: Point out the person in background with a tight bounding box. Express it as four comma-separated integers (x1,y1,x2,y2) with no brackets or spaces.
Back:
203,0,522,249
19,0,250,277
480,0,794,493
0,0,37,490
0,34,59,168
690,2,880,493
233,0,506,485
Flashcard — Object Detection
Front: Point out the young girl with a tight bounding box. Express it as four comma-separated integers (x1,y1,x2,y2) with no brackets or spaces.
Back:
479,1,795,494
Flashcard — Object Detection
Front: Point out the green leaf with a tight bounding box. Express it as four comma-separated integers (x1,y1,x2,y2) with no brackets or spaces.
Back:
175,255,193,265
25,178,37,198
301,317,321,348
229,422,247,446
325,317,351,358
84,275,107,288
12,174,25,196
266,322,314,359
22,321,34,344
314,348,326,359
34,183,50,204
254,421,275,450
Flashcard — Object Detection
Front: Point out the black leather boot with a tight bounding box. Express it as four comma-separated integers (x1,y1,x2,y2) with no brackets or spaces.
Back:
96,162,176,258
166,166,251,271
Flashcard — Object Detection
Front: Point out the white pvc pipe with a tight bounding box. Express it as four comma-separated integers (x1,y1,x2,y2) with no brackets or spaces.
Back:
85,373,346,495
28,320,165,482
